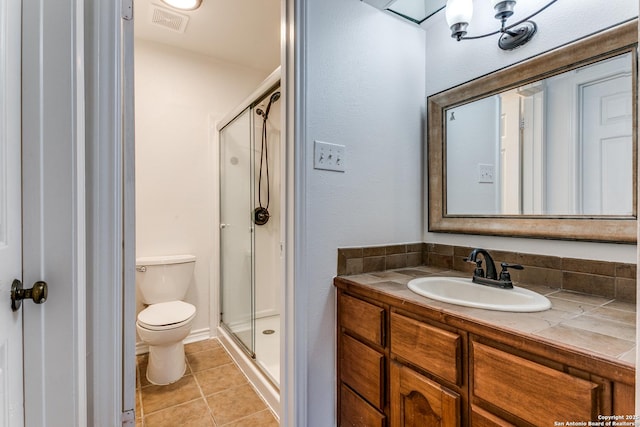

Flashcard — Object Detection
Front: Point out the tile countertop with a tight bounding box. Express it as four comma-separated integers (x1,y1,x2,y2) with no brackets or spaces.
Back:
336,266,636,367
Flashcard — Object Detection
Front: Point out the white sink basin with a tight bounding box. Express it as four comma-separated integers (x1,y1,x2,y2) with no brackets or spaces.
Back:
407,276,551,312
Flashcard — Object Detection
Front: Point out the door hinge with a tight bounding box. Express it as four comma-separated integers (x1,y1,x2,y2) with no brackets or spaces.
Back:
122,0,133,20
121,409,135,426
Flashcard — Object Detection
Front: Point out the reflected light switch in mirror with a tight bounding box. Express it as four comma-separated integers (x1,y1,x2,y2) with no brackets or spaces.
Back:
477,164,494,183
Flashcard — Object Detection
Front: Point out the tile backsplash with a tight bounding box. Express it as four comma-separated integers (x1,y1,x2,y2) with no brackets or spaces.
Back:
337,242,636,303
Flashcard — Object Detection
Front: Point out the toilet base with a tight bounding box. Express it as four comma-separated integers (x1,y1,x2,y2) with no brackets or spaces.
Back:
146,341,187,385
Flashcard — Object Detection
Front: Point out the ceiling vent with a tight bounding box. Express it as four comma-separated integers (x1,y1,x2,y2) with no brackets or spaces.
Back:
150,5,190,33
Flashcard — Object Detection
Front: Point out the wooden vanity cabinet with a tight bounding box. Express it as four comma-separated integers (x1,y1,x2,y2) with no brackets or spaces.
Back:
337,291,387,426
336,284,636,427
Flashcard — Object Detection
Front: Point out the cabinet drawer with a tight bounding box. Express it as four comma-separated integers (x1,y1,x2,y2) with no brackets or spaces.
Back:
340,333,385,409
390,312,461,385
472,341,599,424
340,384,385,427
339,293,385,346
470,405,515,427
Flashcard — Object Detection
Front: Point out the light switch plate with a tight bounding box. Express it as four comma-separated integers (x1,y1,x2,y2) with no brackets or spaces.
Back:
314,141,346,172
477,163,495,183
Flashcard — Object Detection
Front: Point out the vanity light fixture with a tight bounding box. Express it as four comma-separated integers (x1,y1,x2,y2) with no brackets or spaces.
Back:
445,0,557,50
161,0,202,11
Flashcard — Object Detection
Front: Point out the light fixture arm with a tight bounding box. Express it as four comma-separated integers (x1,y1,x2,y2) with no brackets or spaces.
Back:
502,0,558,32
451,0,557,49
501,19,524,38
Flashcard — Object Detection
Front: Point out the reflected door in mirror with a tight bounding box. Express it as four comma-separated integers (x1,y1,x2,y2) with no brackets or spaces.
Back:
445,52,633,217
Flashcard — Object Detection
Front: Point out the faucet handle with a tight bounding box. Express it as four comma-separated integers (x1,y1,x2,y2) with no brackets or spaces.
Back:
464,257,485,278
499,263,523,282
500,262,523,270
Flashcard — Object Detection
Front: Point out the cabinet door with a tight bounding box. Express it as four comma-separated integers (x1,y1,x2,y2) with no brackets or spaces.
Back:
390,361,460,427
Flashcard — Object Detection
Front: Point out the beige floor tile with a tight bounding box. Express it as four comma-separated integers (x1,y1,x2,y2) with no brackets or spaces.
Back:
136,388,142,420
187,346,233,372
137,354,151,387
139,339,279,426
185,338,221,354
195,362,247,396
144,398,215,427
141,374,201,414
136,361,141,390
222,409,278,427
207,384,268,425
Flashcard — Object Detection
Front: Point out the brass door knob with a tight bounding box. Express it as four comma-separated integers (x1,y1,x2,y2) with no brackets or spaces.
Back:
11,279,48,312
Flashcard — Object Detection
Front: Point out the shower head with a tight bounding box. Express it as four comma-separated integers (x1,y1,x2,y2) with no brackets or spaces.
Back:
263,91,281,119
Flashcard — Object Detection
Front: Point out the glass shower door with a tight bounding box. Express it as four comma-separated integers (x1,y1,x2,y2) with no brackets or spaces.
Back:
219,108,255,356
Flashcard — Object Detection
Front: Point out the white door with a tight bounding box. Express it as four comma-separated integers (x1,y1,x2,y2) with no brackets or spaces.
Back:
21,0,87,425
0,0,24,425
581,73,633,215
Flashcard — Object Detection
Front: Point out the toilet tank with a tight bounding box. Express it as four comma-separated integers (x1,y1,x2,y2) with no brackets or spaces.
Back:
136,254,196,304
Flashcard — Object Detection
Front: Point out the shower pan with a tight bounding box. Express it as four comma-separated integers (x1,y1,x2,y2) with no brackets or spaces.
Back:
218,76,282,390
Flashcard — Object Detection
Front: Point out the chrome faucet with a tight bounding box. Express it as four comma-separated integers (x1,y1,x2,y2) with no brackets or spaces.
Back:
464,248,523,289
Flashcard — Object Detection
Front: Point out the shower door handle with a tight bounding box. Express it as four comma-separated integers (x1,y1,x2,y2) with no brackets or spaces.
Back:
220,223,229,229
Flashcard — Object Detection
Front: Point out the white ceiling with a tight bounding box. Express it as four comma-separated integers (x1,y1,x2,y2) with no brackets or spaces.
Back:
134,0,281,72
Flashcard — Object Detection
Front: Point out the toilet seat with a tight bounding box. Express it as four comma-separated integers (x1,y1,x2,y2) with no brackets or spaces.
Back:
137,301,196,331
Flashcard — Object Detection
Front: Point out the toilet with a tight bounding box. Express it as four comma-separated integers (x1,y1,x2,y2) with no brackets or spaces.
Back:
136,254,197,385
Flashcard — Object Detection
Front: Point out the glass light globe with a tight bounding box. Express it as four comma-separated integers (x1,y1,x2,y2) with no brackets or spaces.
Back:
161,0,202,11
445,0,473,27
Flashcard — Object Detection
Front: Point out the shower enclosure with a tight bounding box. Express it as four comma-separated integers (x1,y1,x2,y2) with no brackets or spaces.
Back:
218,76,281,388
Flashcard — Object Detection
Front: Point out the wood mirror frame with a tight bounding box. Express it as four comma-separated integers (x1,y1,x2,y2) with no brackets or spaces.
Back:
427,20,638,243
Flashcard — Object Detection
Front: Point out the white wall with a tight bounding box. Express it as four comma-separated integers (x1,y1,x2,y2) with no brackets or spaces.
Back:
300,0,426,424
423,0,639,263
134,39,270,343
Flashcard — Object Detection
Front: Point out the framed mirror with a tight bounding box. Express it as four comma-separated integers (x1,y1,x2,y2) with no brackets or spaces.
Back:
428,20,638,243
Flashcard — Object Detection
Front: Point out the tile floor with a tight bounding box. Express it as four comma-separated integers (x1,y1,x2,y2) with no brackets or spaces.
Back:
136,338,279,426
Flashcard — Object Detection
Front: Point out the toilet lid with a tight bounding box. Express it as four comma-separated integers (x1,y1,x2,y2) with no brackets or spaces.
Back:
138,301,196,327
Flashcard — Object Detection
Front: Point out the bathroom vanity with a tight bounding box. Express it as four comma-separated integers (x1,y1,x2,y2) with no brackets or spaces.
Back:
334,19,639,427
334,267,635,426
